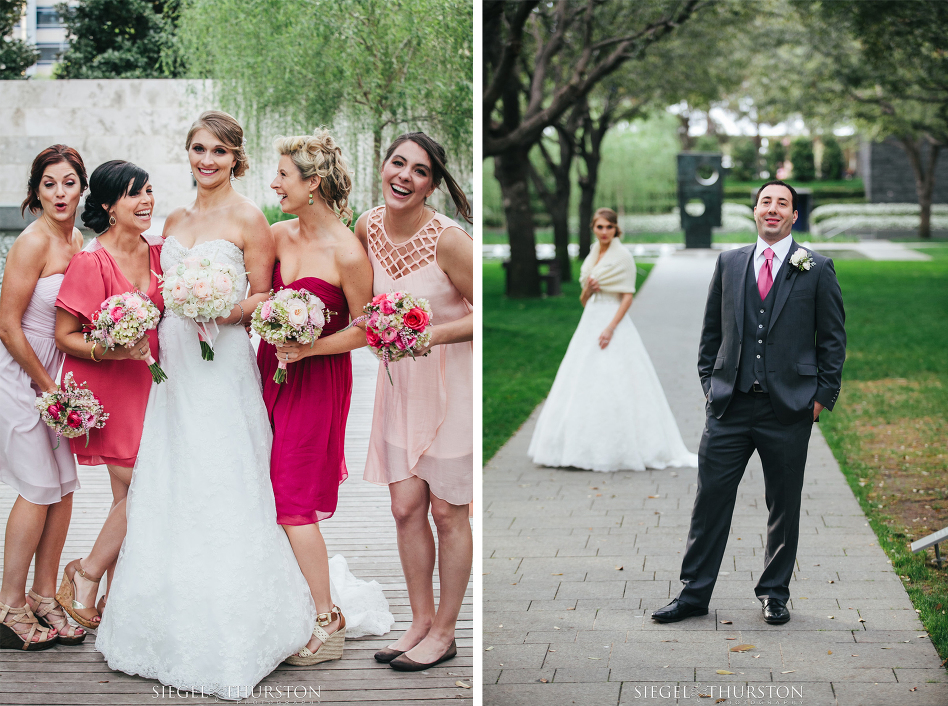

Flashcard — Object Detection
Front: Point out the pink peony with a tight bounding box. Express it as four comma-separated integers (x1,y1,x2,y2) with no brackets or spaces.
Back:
380,298,395,315
109,307,124,323
172,281,189,303
183,257,200,270
260,301,273,320
394,335,408,351
308,307,325,328
402,307,429,331
134,307,148,321
213,273,233,296
192,279,212,300
371,293,387,306
365,327,381,347
368,312,380,328
66,411,82,429
47,404,62,420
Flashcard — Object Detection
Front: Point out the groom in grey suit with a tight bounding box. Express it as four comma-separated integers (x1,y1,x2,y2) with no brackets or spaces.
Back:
653,180,846,624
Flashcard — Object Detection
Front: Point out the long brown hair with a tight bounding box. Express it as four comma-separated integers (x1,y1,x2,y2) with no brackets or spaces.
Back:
21,145,88,217
382,132,472,223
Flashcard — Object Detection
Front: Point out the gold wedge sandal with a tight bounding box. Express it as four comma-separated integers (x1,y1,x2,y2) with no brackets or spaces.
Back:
55,559,102,630
0,601,57,651
28,590,85,645
284,606,346,666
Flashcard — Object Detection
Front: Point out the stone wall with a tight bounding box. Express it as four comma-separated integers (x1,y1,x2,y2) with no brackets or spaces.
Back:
0,79,471,230
862,137,948,203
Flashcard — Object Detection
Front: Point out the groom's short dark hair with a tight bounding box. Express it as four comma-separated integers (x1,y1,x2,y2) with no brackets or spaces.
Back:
754,180,797,213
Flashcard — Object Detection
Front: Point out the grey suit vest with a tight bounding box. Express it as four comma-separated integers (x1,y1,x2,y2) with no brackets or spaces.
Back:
737,254,785,393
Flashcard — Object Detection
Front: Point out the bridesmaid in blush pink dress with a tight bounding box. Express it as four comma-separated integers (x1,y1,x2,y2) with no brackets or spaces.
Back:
53,160,163,630
356,132,473,671
258,130,375,665
0,146,87,649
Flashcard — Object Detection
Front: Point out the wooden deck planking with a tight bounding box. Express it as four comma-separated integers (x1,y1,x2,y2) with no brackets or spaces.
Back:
0,348,473,704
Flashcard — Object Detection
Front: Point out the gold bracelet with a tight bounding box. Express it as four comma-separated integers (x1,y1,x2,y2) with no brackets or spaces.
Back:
90,341,101,363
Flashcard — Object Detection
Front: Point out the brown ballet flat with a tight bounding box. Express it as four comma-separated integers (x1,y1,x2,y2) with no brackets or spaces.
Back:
389,639,457,671
374,646,406,663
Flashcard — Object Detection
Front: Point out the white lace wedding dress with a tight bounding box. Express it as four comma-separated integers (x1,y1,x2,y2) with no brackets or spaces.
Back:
95,237,393,700
528,291,698,472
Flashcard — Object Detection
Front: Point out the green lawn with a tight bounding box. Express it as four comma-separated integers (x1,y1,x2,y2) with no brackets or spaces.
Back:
482,261,653,461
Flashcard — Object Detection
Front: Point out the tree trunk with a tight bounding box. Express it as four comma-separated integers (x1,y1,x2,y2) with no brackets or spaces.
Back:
577,156,600,261
495,149,541,297
372,125,383,205
900,136,941,240
530,132,575,284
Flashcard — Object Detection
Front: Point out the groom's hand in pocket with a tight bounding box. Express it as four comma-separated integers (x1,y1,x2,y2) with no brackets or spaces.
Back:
813,401,824,421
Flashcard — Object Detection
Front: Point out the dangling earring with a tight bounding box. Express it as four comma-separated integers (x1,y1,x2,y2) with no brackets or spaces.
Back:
308,193,314,206
108,214,116,227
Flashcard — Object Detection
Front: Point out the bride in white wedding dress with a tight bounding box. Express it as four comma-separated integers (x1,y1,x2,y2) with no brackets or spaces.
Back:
95,113,392,700
528,208,698,473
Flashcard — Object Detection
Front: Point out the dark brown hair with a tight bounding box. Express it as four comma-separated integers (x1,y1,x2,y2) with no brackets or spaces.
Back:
81,161,150,234
591,207,622,238
382,132,472,223
186,110,249,178
21,145,88,217
754,179,798,212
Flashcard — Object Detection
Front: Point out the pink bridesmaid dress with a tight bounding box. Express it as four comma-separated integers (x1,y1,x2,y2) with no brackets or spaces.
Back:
363,206,473,505
55,236,164,467
0,275,79,504
257,262,352,525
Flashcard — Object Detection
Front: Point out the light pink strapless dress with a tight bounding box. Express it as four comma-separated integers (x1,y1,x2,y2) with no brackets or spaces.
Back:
0,275,79,504
363,206,473,505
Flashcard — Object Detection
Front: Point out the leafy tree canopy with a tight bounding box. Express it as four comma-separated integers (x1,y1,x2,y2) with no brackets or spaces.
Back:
55,0,185,78
0,0,39,78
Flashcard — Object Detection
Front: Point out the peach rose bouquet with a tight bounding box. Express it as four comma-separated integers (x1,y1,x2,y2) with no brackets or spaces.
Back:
83,290,167,383
35,372,109,448
360,291,433,384
157,256,243,361
250,287,335,383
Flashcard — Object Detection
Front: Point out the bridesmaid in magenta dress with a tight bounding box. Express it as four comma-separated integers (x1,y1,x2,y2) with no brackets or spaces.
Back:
356,133,473,671
0,146,87,649
257,130,373,665
53,160,163,629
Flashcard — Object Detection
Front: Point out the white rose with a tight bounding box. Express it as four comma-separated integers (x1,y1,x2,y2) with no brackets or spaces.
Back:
183,270,198,286
183,302,199,318
213,298,227,312
286,300,308,326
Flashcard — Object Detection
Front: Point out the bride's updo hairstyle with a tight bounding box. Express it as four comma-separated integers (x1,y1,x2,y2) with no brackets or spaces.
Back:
382,132,472,224
186,110,249,178
591,207,622,238
81,160,149,234
273,128,353,225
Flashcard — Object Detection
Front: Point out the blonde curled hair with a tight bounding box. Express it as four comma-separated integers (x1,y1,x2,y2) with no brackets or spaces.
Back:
273,128,353,225
591,207,622,238
186,110,249,178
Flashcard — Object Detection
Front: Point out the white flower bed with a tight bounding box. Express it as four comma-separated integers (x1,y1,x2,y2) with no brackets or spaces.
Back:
810,202,948,225
813,213,948,236
616,202,756,233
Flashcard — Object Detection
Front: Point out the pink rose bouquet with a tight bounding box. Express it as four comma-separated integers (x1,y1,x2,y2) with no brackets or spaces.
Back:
83,291,167,383
250,287,335,383
35,372,109,448
360,291,433,384
157,256,243,361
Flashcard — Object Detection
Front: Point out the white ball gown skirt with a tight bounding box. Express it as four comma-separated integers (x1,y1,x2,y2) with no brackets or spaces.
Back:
528,292,698,472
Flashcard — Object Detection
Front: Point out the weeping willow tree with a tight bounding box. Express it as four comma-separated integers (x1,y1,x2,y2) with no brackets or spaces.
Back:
176,0,472,204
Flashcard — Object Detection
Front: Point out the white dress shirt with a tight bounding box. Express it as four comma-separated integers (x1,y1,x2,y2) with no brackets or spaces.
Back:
753,234,793,282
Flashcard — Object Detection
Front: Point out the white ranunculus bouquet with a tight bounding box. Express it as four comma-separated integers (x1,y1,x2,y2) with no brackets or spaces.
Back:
250,287,335,383
158,256,243,361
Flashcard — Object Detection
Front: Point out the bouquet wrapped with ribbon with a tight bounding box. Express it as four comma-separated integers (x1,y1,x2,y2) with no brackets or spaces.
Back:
361,291,432,385
251,288,334,383
158,256,243,361
84,290,167,383
35,372,109,448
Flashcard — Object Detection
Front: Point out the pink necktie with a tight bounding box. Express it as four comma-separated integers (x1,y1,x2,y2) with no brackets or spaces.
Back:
758,248,774,300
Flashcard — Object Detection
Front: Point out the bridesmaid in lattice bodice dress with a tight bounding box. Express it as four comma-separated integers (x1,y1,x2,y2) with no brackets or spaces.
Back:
356,132,473,672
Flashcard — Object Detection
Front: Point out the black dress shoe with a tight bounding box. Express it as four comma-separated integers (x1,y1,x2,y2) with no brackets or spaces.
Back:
650,598,709,623
374,647,406,663
389,639,457,671
761,598,790,624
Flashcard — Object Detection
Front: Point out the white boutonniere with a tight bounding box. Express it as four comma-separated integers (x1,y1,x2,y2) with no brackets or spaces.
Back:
789,248,814,272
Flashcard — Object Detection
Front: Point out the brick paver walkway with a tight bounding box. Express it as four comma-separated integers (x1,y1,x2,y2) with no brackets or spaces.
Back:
483,249,948,706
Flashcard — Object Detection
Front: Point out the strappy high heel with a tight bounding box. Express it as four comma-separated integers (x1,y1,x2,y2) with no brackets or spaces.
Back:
28,590,85,645
284,606,346,666
55,559,102,629
0,601,57,651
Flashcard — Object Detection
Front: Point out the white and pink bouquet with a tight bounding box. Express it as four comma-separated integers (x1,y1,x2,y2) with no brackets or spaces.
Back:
158,256,243,361
362,292,433,384
83,291,167,383
251,288,335,383
35,372,109,448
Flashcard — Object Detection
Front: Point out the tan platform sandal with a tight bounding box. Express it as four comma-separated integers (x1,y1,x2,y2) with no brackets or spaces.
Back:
55,559,102,630
28,590,85,645
0,601,57,651
284,606,346,666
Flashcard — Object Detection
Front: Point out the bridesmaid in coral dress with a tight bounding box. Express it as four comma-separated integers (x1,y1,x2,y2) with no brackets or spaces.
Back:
53,160,163,629
258,130,376,665
0,146,87,649
356,132,473,671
